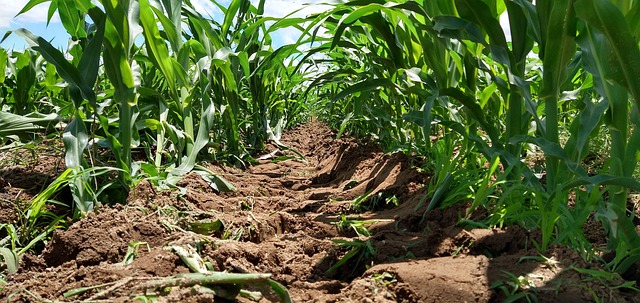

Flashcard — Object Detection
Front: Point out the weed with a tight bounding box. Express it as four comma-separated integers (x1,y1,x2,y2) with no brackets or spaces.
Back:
568,265,640,301
351,190,373,213
327,239,376,276
491,271,539,303
371,272,398,287
343,180,359,190
332,214,374,237
118,241,151,266
351,191,399,213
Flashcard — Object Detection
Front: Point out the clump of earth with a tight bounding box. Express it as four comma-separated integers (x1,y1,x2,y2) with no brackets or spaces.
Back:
0,121,636,302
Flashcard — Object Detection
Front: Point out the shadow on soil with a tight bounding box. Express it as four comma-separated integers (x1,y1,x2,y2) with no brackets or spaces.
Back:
2,122,639,302
302,138,639,302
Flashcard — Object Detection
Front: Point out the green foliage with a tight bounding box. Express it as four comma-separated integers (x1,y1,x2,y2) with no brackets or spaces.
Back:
327,239,376,275
302,0,640,276
491,271,539,303
1,0,640,292
117,241,150,266
3,0,306,208
332,214,375,237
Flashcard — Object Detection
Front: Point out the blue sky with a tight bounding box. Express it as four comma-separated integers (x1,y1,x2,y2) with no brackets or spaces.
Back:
0,0,510,51
0,0,331,50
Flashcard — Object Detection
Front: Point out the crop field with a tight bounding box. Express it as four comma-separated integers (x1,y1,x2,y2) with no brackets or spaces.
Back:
1,0,640,302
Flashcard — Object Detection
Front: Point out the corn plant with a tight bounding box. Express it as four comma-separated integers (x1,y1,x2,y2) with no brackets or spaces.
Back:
304,0,640,275
5,0,640,281
572,0,640,273
12,0,309,204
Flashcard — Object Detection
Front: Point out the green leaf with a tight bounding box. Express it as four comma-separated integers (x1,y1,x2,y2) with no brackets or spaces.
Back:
15,28,96,105
331,78,397,103
626,2,640,41
267,279,292,303
0,112,60,137
194,165,236,193
62,113,88,169
138,0,177,95
539,0,576,100
455,0,511,66
63,286,94,298
419,172,454,223
326,244,361,274
0,248,19,274
172,76,216,175
14,61,36,115
57,0,87,39
564,98,608,161
575,0,640,107
432,16,486,43
562,175,640,193
0,49,6,84
17,0,51,16
159,0,183,52
28,168,73,223
221,0,242,37
189,220,224,235
0,31,11,44
440,87,502,149
336,112,353,140
509,0,541,45
505,1,534,63
77,7,106,99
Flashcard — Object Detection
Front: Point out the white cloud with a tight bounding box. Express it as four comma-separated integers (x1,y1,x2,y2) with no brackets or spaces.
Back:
0,0,59,28
0,0,335,28
258,0,332,19
0,0,331,27
0,0,333,49
257,0,334,48
190,0,225,20
187,0,331,22
277,27,301,45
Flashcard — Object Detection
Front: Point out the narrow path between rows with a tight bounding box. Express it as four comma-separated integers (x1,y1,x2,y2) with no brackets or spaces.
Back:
1,121,628,302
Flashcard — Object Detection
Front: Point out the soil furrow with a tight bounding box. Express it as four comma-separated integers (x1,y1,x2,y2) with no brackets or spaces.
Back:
0,121,634,302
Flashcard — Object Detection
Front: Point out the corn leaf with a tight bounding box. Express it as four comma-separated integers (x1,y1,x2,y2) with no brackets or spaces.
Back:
159,0,183,53
331,78,396,103
0,112,60,137
139,0,178,94
0,248,19,275
57,0,87,39
455,0,511,66
505,1,533,63
575,0,640,108
173,80,216,175
0,49,7,84
432,16,486,44
17,0,51,16
440,87,502,148
62,113,88,169
539,0,576,100
77,7,105,100
15,28,96,105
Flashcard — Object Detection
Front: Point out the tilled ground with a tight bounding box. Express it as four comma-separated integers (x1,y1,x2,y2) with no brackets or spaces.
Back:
0,122,637,302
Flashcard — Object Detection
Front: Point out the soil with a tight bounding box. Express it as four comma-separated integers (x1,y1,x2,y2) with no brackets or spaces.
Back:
0,121,638,302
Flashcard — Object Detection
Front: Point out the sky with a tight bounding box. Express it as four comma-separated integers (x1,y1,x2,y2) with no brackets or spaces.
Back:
0,0,332,50
0,0,510,51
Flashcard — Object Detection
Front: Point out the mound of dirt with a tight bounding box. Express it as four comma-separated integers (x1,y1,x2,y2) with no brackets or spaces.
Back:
1,121,636,302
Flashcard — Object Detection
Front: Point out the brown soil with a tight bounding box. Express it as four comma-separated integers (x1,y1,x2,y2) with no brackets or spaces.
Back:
1,122,638,302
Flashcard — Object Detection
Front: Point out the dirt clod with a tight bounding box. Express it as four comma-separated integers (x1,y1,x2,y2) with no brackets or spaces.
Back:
1,122,635,302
